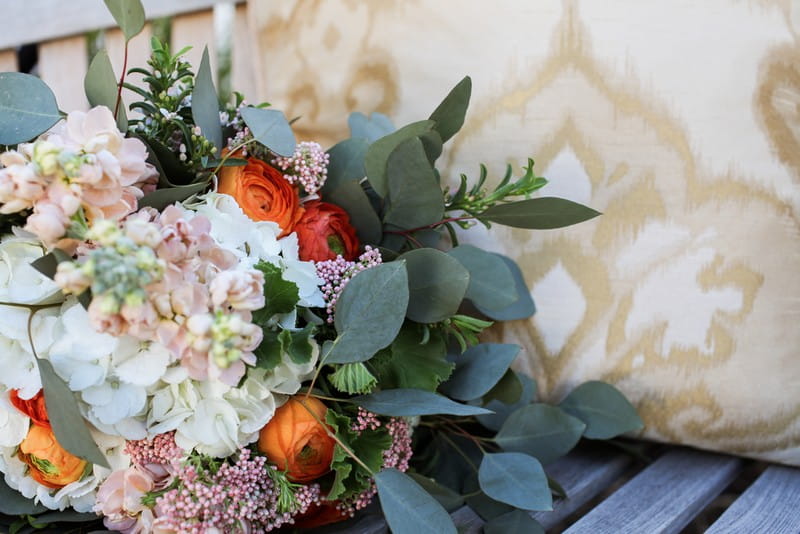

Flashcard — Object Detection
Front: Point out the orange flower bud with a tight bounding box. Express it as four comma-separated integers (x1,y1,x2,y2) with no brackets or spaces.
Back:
258,397,336,483
9,389,50,429
19,425,88,489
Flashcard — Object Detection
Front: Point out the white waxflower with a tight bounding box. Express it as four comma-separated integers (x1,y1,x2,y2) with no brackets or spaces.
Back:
0,236,61,305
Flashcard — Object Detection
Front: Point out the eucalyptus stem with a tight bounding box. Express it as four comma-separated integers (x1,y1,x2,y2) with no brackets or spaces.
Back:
211,137,258,176
438,432,478,473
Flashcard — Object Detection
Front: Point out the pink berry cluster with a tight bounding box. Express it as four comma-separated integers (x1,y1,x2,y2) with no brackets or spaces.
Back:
153,448,322,533
125,431,183,475
316,247,383,323
271,141,329,195
351,407,382,433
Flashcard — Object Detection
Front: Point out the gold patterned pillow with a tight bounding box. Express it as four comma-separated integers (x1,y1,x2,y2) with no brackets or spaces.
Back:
247,0,800,464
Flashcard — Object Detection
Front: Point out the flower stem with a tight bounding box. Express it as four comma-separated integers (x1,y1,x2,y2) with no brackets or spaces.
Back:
114,41,129,120
211,138,258,176
384,216,476,238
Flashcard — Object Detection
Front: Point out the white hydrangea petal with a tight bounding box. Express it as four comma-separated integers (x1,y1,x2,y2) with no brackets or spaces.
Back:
0,394,29,447
113,341,170,387
0,338,41,397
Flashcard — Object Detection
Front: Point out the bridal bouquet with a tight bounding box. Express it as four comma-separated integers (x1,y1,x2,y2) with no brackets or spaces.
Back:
0,2,642,533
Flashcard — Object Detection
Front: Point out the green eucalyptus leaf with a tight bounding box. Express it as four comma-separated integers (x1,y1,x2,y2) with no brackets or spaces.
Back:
348,111,395,141
37,359,110,467
407,473,465,512
351,389,491,417
440,343,519,401
375,469,457,534
484,510,545,534
191,47,222,150
495,403,585,465
399,248,469,323
447,245,517,311
559,381,644,439
364,120,435,197
240,107,296,157
326,262,409,364
383,137,444,229
138,182,208,211
31,248,73,281
326,181,382,245
324,137,369,194
0,477,47,514
32,510,99,524
103,0,145,41
479,452,552,511
479,197,601,229
429,76,472,143
473,254,536,321
84,50,126,131
482,368,524,406
0,73,61,145
419,129,443,164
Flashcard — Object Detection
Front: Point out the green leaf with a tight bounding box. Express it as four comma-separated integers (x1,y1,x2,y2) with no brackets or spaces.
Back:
479,197,601,229
399,248,469,323
326,262,409,364
329,362,377,394
477,372,536,432
0,477,47,514
253,330,282,370
429,76,471,143
31,248,73,280
324,137,369,194
84,50,126,131
473,254,536,321
407,473,465,512
326,181,382,245
30,510,99,524
0,72,61,145
484,510,545,534
483,368,523,405
559,381,644,439
383,137,445,229
364,120,435,197
348,111,395,141
419,129,443,164
191,47,222,150
37,359,109,467
103,0,145,41
137,182,208,210
281,325,315,364
352,389,492,417
375,469,457,534
240,106,296,157
371,326,453,391
447,245,517,311
495,404,585,465
478,452,552,511
252,262,300,323
440,343,519,401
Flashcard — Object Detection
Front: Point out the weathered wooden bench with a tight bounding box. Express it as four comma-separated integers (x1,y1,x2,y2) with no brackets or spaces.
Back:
335,443,800,533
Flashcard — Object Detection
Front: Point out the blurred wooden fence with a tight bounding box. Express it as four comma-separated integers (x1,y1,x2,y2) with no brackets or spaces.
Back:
0,0,253,112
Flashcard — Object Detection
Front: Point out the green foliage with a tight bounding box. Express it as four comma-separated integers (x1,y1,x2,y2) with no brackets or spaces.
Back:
478,453,552,511
191,47,222,151
384,137,444,229
325,181,382,245
364,120,436,198
37,359,109,467
103,0,145,41
352,389,491,417
559,381,644,439
370,325,453,391
445,159,548,216
428,76,472,143
484,510,545,534
240,106,296,157
399,248,469,324
375,469,457,534
348,111,395,141
0,478,47,515
478,196,601,229
253,325,314,371
325,262,409,364
447,245,517,311
252,262,300,324
440,314,493,353
138,182,207,210
84,49,127,131
440,343,519,401
495,404,585,465
324,137,369,194
0,73,60,145
407,473,465,512
329,362,377,395
473,254,536,321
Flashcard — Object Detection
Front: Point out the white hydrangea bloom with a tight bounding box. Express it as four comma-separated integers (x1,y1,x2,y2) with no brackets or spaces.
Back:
0,236,61,304
0,392,29,447
263,339,319,395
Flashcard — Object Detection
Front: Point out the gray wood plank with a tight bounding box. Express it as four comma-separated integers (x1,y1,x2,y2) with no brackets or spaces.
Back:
0,0,244,50
706,465,800,534
564,449,742,534
534,448,632,530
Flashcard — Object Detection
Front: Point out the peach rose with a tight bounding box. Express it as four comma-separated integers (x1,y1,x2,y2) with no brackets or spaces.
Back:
18,425,88,489
257,397,336,483
294,200,360,262
217,158,303,237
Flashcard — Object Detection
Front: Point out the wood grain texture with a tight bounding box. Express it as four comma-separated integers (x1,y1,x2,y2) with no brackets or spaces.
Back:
0,0,244,50
534,448,632,530
706,465,800,534
172,11,217,80
38,35,89,112
564,449,742,534
0,50,17,72
231,3,257,101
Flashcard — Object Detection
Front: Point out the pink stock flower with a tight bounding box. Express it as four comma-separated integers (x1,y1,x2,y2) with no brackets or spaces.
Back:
209,269,265,311
95,466,157,534
25,201,70,244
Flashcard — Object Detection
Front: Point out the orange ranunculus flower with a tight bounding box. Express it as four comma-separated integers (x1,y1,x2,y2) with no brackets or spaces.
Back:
217,157,304,237
257,396,336,483
9,389,50,429
294,200,360,262
18,425,88,489
293,500,349,529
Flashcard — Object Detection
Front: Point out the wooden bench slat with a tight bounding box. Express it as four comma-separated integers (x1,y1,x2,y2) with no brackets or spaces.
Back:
171,11,217,79
564,449,742,534
39,36,89,112
534,448,631,529
706,465,800,534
